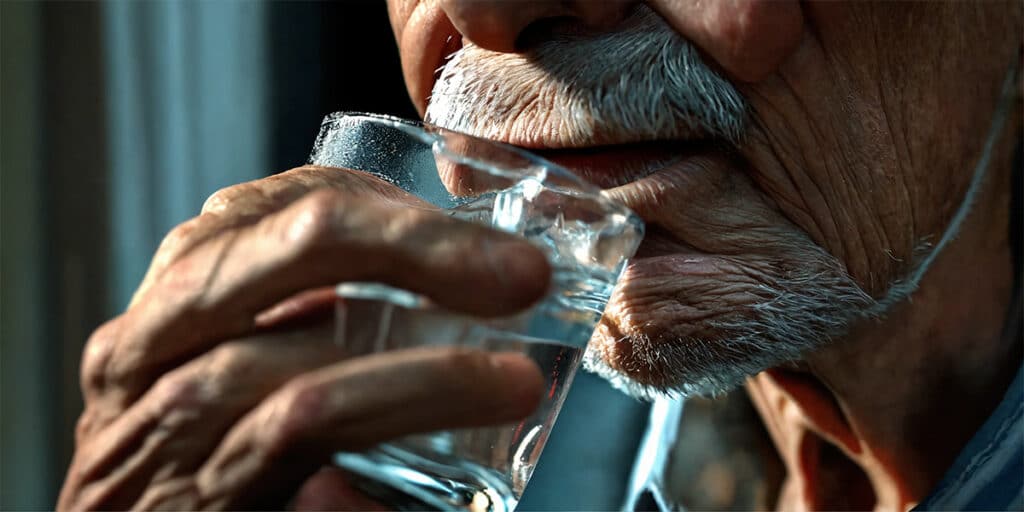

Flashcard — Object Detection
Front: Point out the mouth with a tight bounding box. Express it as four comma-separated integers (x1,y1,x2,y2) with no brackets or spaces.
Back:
530,138,740,270
533,140,712,189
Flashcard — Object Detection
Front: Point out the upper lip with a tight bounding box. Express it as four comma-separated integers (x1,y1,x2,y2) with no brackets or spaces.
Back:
423,37,717,151
419,22,723,188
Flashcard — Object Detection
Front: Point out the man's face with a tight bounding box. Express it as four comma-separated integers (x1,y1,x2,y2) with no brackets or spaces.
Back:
386,0,1020,398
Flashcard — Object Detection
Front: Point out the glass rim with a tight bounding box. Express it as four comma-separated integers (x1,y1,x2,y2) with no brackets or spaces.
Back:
318,111,604,195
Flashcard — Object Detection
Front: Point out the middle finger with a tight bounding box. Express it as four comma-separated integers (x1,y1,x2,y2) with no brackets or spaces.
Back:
104,189,549,399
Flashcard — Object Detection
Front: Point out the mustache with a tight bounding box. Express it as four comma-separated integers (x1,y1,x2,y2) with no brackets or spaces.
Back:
425,7,748,148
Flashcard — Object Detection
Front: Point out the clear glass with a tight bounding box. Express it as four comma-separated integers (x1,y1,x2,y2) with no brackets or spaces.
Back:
309,112,644,512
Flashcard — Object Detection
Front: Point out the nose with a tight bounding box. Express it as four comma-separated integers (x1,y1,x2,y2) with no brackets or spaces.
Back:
439,0,637,53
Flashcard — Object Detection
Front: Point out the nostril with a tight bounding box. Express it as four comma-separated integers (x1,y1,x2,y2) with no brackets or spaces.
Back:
439,0,637,55
577,0,640,31
512,2,640,52
513,16,578,51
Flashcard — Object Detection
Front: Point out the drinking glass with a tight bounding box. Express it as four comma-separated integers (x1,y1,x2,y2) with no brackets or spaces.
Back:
309,113,643,512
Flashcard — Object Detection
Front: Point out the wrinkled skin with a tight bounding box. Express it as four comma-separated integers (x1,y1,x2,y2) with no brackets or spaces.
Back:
61,1,1021,511
388,0,1022,509
59,168,550,510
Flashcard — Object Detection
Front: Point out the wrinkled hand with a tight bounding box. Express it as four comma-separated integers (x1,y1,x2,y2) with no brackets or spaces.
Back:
58,166,551,511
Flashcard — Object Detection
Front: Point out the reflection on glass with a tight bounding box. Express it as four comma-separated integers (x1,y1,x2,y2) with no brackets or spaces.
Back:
311,113,644,512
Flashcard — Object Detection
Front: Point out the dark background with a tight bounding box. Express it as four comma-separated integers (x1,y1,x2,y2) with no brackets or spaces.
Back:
1,1,418,506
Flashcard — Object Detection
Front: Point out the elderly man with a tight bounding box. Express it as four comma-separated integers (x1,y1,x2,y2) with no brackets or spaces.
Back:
60,1,1021,510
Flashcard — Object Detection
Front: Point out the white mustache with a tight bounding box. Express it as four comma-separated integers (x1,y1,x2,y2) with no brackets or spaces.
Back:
426,7,747,147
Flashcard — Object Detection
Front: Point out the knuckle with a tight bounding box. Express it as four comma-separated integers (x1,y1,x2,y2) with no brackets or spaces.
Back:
379,207,459,254
134,478,200,511
197,343,255,397
303,188,346,219
157,217,203,254
205,343,248,379
267,377,325,454
149,370,202,417
81,317,123,399
281,190,348,251
201,184,245,214
74,408,97,443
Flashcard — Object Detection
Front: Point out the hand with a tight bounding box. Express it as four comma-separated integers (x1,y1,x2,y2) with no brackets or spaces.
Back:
59,166,551,510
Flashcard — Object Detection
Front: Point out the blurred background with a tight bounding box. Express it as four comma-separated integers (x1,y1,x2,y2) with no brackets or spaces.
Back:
1,1,650,508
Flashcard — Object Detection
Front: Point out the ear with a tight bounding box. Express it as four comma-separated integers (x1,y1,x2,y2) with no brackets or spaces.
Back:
746,370,879,510
759,369,860,457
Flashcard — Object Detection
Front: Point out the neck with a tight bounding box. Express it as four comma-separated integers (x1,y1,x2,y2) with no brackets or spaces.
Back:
748,133,1021,510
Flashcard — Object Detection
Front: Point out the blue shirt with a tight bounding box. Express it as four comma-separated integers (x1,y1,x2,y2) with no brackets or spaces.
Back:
913,364,1024,511
520,318,1023,511
616,364,1024,512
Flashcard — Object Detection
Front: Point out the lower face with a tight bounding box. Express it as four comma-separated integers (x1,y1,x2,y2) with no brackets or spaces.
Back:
415,32,881,400
549,147,877,399
396,3,1012,399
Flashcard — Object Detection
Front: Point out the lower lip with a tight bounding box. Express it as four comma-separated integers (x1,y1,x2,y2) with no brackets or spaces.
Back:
627,223,721,272
535,141,732,281
535,141,697,189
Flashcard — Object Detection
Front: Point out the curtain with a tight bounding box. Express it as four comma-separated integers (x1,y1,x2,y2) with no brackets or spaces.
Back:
104,0,270,309
1,1,270,507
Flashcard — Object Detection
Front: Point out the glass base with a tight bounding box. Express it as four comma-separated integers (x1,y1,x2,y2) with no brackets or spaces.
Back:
335,444,518,512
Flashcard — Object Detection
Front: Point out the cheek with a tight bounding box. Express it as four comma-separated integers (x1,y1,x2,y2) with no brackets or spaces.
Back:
736,37,919,296
734,2,1016,297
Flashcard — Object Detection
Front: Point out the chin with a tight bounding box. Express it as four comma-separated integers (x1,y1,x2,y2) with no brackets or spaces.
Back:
422,19,881,399
523,152,875,401
578,205,879,401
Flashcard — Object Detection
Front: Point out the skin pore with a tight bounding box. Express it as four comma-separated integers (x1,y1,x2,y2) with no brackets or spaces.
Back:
387,0,1023,509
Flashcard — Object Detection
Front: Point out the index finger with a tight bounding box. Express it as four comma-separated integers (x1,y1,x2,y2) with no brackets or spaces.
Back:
131,166,418,307
107,189,550,395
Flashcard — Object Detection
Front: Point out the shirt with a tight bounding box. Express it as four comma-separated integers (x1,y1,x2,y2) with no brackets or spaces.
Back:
620,364,1024,512
913,363,1024,511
